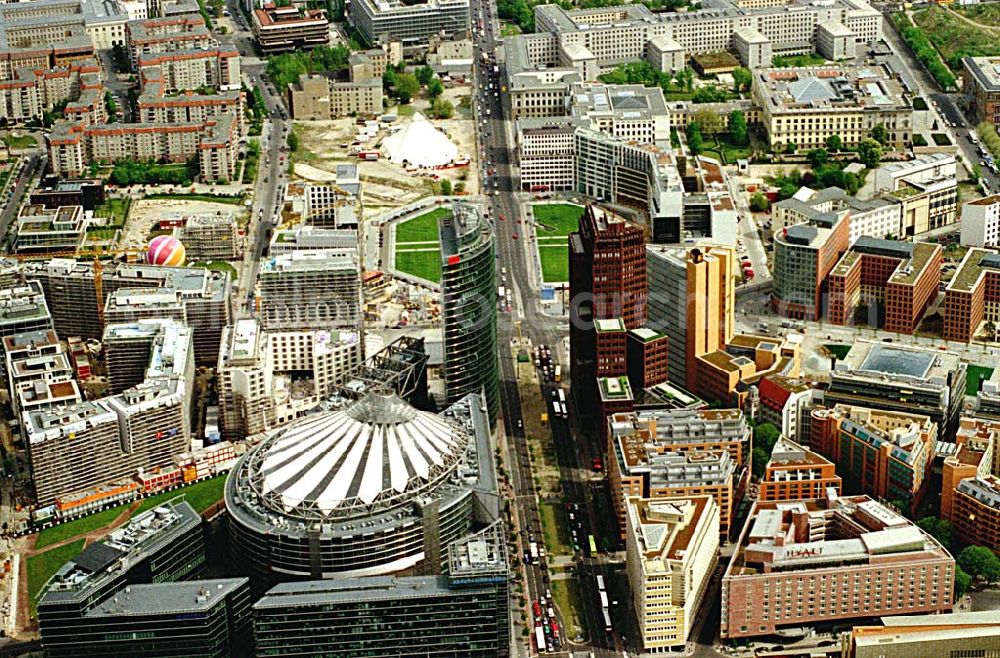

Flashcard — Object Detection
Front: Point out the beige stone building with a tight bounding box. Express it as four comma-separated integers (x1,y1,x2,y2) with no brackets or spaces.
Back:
288,74,383,120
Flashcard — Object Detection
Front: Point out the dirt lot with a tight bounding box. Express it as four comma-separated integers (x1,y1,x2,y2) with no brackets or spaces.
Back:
124,199,249,249
291,85,479,222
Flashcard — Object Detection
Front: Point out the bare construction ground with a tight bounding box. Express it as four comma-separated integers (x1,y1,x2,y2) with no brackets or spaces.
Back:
124,199,249,249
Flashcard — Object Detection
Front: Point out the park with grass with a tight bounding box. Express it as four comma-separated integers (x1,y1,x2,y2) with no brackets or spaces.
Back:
26,476,227,611
532,203,581,284
393,208,448,283
967,365,995,396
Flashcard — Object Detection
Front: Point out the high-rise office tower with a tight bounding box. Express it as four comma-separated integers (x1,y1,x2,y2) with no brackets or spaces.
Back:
439,203,499,423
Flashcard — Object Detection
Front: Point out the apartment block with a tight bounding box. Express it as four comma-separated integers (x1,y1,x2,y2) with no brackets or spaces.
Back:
721,494,955,639
217,318,362,438
127,15,212,65
810,403,936,513
826,237,942,333
13,204,88,253
287,73,384,120
137,78,243,133
348,0,469,46
758,436,841,503
942,417,999,554
609,422,737,537
177,212,241,262
252,4,329,54
136,46,241,93
757,376,814,442
0,0,129,60
626,496,719,653
752,65,911,150
961,194,1000,248
943,248,1000,343
5,329,79,418
771,205,851,319
49,115,238,182
963,56,1000,127
26,319,193,505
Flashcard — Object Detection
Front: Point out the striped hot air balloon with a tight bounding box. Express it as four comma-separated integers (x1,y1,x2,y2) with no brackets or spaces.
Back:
146,235,186,266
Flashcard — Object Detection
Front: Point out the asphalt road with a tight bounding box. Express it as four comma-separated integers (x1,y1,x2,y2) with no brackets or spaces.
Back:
0,155,40,251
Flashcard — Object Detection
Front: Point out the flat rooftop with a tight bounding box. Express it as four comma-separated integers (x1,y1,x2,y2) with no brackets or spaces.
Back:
87,578,248,616
756,65,908,113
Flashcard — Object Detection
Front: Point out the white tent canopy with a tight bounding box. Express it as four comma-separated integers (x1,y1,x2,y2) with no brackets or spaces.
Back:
383,112,459,168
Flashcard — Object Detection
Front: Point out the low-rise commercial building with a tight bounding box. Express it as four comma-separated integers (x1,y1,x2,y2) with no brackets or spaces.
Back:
752,65,911,150
626,496,719,654
826,237,942,333
874,154,958,235
13,204,88,253
847,611,1000,658
721,494,955,639
252,4,328,54
773,187,901,249
824,341,964,436
943,248,1000,343
758,436,841,502
26,319,193,505
810,403,936,514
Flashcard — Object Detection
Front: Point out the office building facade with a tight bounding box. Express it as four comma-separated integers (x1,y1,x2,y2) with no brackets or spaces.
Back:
758,436,841,502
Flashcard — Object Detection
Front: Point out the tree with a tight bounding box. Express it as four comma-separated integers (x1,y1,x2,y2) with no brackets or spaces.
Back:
104,91,118,123
754,422,780,454
917,517,952,548
429,98,453,119
729,110,748,146
826,134,843,151
693,109,723,136
686,122,703,155
440,179,452,196
958,546,1000,583
393,73,420,104
749,191,769,212
416,65,434,86
676,67,694,92
870,123,889,146
784,142,797,154
454,181,466,194
427,78,444,100
732,67,752,93
857,138,882,168
955,565,972,600
807,148,829,169
287,131,299,152
751,447,769,480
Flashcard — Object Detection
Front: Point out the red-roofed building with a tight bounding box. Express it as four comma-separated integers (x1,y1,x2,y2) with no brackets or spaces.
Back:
757,375,814,441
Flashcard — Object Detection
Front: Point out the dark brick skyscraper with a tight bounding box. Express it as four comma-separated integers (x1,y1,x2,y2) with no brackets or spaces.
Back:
569,205,647,414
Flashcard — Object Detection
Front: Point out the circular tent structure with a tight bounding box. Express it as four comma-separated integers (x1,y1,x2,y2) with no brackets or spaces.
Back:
226,392,484,590
382,112,459,168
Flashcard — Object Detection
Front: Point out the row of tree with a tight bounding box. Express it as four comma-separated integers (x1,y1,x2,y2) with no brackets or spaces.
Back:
893,13,956,91
109,159,198,186
916,517,1000,598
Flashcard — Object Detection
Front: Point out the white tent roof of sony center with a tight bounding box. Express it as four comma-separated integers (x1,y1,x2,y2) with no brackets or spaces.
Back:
383,112,459,167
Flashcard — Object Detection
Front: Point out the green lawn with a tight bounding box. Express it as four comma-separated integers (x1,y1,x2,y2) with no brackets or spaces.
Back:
28,539,86,612
134,475,227,515
3,133,36,149
500,22,521,37
394,250,441,283
967,365,996,396
551,579,587,640
772,53,828,68
396,208,450,242
34,505,126,550
825,344,852,360
538,502,573,557
94,198,131,226
532,204,583,235
191,261,238,282
539,246,569,283
145,193,245,205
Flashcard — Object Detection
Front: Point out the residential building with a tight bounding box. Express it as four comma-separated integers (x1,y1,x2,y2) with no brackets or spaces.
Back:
38,500,217,656
13,204,87,253
0,0,130,57
758,436,842,502
252,523,508,658
941,417,999,554
810,403,937,513
943,248,1000,343
963,56,1000,127
824,341,965,437
961,194,1000,248
177,212,241,262
127,15,212,65
137,79,243,134
259,250,362,332
847,611,1000,658
252,4,329,54
771,205,851,319
626,496,719,654
217,318,362,439
0,280,53,338
26,319,193,505
752,65,911,150
826,237,942,333
773,187,901,246
136,47,241,93
569,205,645,410
757,376,814,442
348,0,470,46
721,494,955,639
440,203,499,423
